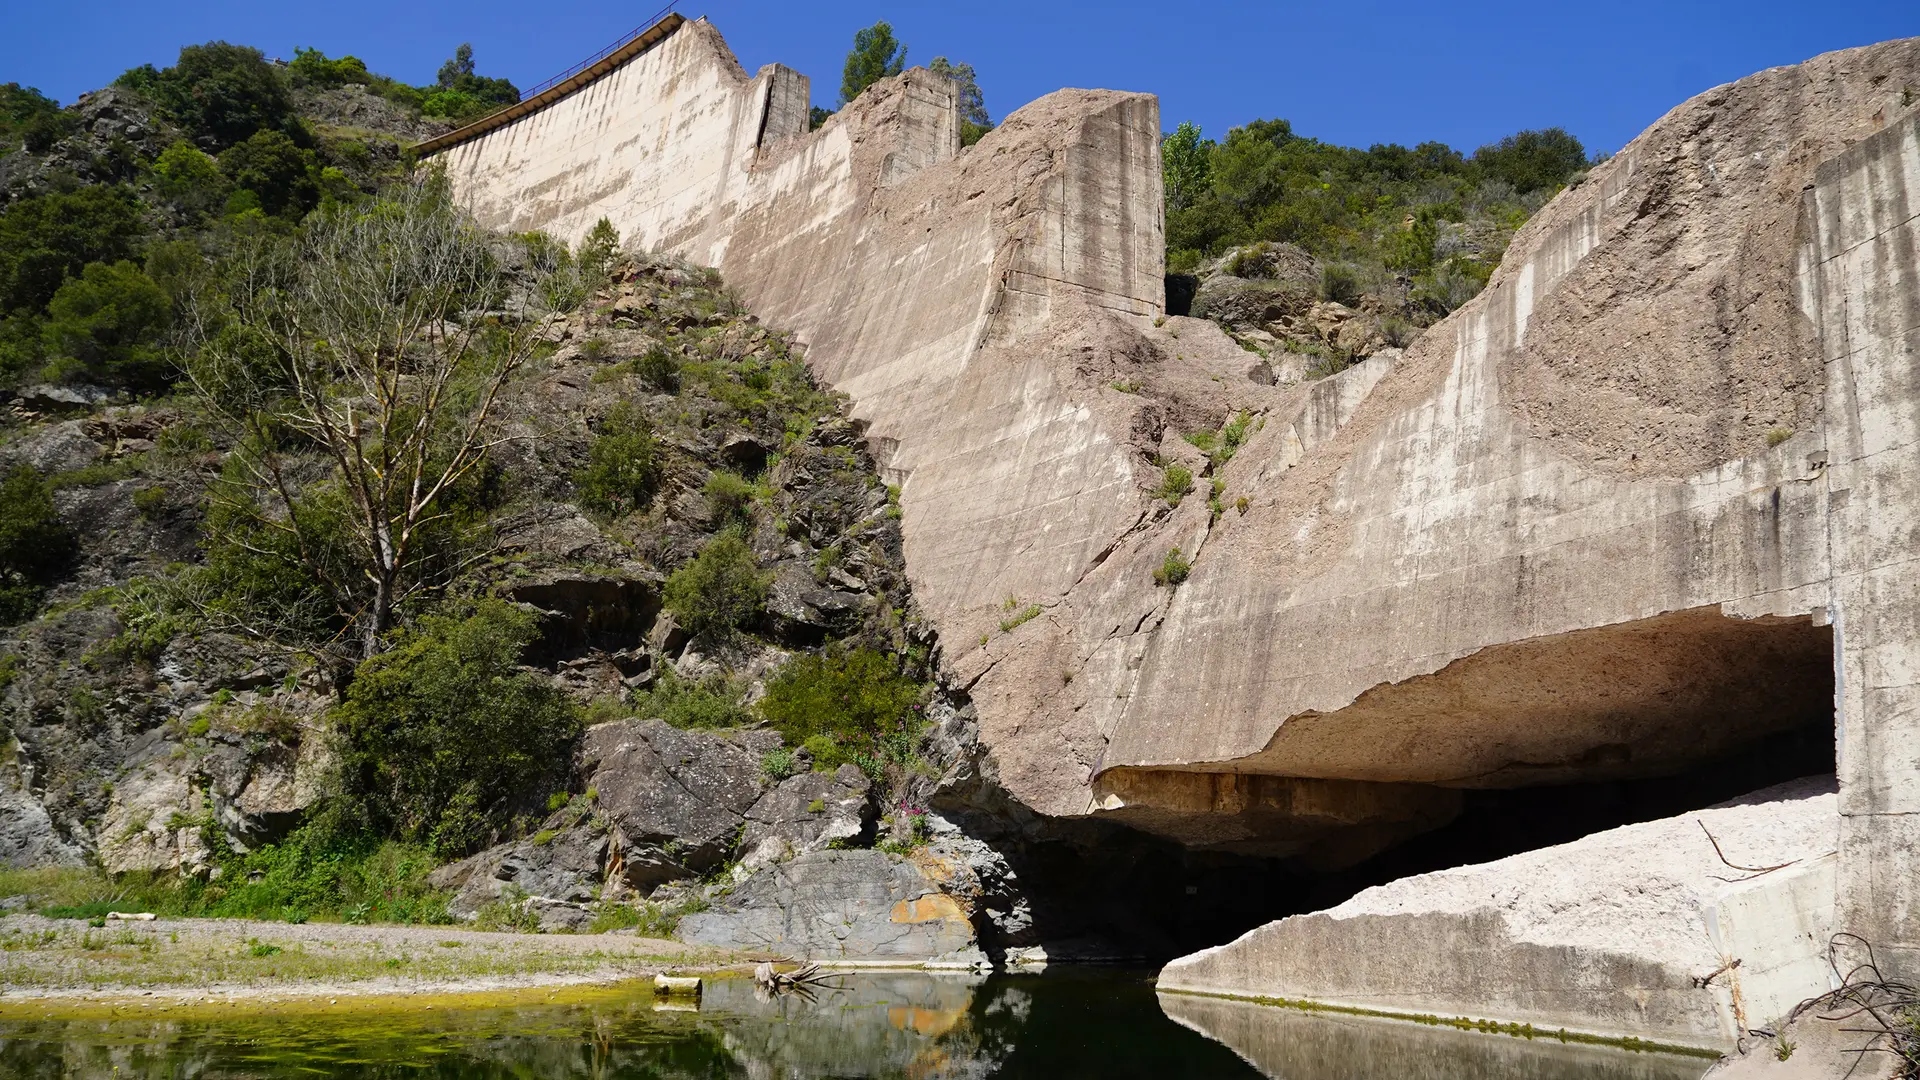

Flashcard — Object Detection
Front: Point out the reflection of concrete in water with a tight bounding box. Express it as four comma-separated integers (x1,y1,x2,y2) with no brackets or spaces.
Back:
697,971,1000,1079
1157,993,1712,1080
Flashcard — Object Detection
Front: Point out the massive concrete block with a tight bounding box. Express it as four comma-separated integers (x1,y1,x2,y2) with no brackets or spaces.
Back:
1160,778,1841,1050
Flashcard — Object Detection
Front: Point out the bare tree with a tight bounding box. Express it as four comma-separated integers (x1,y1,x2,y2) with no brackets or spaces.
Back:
184,174,568,658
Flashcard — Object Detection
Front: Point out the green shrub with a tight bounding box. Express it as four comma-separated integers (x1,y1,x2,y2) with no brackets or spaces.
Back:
663,533,769,641
425,43,520,120
287,47,373,90
576,217,619,281
333,600,580,857
761,747,797,782
1154,548,1192,587
634,346,680,392
703,471,754,531
42,260,173,389
589,901,642,934
1319,263,1363,305
152,141,228,217
1158,463,1193,506
0,83,64,154
575,402,660,515
759,648,922,753
0,466,71,624
627,668,751,729
802,733,850,771
1472,128,1589,194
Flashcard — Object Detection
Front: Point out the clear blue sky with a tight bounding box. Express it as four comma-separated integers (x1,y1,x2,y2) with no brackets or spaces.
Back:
4,1,1916,156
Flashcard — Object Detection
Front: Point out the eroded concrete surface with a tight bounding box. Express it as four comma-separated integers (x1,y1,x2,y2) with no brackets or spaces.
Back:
430,18,1920,1046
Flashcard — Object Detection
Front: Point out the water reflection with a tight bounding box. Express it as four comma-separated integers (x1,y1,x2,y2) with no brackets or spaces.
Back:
0,970,1713,1079
1157,991,1713,1080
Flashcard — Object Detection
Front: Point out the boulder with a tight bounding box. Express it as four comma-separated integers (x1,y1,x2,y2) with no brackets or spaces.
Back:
1191,275,1316,328
677,849,980,960
577,718,779,871
739,765,873,868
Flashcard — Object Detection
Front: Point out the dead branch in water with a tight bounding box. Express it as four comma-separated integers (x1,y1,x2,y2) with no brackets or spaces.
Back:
752,960,846,1001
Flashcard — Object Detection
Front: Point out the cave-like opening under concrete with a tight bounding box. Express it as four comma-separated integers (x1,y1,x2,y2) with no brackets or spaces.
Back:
989,611,1836,962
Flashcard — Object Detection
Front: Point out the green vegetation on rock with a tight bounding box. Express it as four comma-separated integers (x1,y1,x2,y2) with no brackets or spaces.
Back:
333,601,580,857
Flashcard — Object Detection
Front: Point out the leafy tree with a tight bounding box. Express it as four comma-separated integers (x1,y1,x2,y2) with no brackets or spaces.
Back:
288,47,372,89
182,174,562,657
576,216,620,280
333,600,579,857
839,21,907,106
928,57,989,146
117,42,303,150
152,141,228,216
0,466,71,623
809,106,833,131
1161,121,1212,212
663,532,769,641
423,43,520,120
0,186,144,316
1472,128,1589,194
574,401,660,515
0,84,68,154
42,260,172,388
758,647,922,756
219,129,320,218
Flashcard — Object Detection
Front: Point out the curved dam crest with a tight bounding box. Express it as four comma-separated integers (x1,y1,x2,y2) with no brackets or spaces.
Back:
426,16,1920,1052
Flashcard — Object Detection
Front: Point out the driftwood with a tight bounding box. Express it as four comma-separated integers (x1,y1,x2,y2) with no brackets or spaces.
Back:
752,960,845,1001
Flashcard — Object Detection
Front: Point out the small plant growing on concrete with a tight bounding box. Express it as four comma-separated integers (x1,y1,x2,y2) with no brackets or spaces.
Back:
1154,548,1191,587
1766,427,1793,447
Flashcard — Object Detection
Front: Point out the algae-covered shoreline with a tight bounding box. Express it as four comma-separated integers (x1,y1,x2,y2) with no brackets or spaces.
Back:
0,912,756,1010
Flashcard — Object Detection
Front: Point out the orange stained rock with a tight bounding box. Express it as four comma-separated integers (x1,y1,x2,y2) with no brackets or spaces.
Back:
889,893,967,926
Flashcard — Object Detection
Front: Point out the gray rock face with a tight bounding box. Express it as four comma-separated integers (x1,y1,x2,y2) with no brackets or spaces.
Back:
430,823,610,917
0,744,82,869
577,718,778,871
677,849,978,959
0,420,102,474
739,765,872,868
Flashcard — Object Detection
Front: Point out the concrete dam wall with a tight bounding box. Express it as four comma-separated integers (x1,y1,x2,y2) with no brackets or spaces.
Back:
427,16,1920,1050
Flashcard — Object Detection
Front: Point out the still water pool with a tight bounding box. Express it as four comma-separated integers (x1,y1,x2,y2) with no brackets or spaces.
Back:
0,969,1714,1079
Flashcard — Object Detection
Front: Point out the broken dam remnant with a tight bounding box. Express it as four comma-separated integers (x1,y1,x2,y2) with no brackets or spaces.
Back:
424,15,1920,1052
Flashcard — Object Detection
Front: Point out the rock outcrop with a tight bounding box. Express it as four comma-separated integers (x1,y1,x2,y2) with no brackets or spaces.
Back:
677,849,982,962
